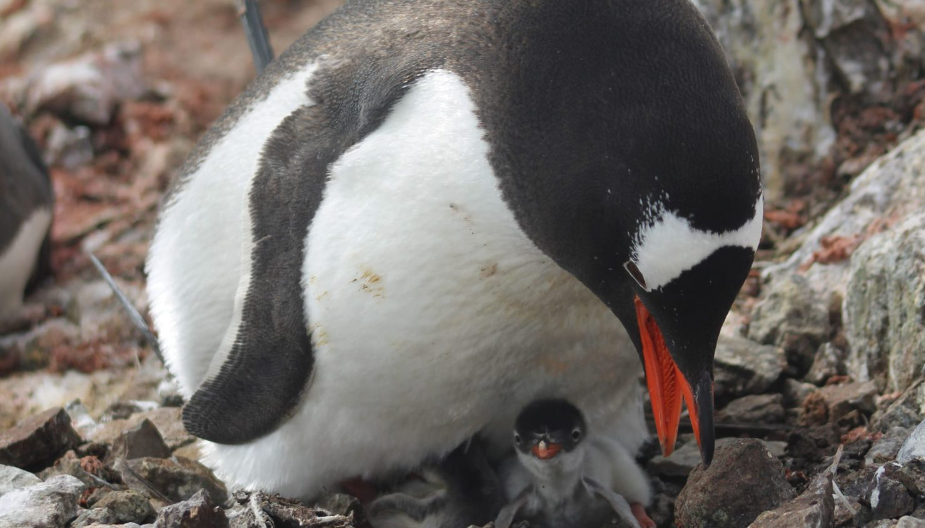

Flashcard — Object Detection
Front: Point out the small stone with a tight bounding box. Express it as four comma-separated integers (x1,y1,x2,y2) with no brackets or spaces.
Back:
867,428,910,464
119,456,228,504
783,378,818,408
713,336,786,402
897,517,925,528
101,401,158,422
676,439,796,528
833,494,861,527
872,381,925,432
648,442,703,479
748,274,830,376
155,489,228,528
109,419,171,461
898,419,925,464
0,464,41,497
0,407,82,469
89,407,194,451
717,394,786,424
865,464,915,520
94,490,156,524
805,342,848,386
810,381,879,425
0,475,86,528
749,467,834,528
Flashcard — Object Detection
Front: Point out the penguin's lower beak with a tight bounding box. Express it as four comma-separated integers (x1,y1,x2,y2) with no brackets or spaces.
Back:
634,296,715,466
531,440,563,460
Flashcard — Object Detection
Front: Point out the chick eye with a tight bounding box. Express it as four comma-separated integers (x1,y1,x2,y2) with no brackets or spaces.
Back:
623,261,648,291
571,429,582,441
513,434,522,446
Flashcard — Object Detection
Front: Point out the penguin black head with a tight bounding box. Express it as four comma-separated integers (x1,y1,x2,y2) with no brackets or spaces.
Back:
483,0,764,467
513,399,586,461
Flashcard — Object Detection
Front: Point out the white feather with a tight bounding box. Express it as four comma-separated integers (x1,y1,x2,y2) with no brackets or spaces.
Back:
631,195,764,291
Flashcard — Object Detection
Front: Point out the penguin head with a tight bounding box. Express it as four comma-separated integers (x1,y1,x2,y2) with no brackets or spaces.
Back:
512,399,587,475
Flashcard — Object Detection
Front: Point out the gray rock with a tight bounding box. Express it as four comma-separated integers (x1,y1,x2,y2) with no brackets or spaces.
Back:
71,490,156,527
717,394,786,424
108,419,171,461
819,381,879,423
765,127,925,309
89,407,194,451
155,489,227,528
648,441,703,479
713,335,786,402
866,463,915,520
748,274,830,376
118,456,227,504
0,407,82,469
872,381,925,432
0,475,85,528
676,439,796,528
805,342,848,386
897,517,925,528
21,41,147,126
749,466,834,527
845,213,925,394
783,378,818,408
898,419,925,464
0,464,41,497
691,0,835,195
867,428,911,465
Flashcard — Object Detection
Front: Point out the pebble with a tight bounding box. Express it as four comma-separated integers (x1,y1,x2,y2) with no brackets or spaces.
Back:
118,456,228,504
0,475,85,528
676,439,795,528
108,419,172,461
0,407,82,469
154,489,228,528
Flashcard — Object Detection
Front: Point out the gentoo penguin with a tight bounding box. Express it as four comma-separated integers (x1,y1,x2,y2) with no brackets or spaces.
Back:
367,439,505,528
0,104,53,321
495,399,653,528
146,0,763,499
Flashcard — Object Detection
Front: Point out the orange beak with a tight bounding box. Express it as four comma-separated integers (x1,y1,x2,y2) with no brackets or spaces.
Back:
531,441,563,460
635,295,701,457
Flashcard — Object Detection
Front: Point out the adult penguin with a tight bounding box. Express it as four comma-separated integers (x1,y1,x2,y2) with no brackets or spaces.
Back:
0,104,53,321
147,0,762,499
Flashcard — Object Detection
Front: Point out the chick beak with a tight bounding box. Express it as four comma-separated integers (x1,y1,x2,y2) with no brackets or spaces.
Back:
532,440,563,460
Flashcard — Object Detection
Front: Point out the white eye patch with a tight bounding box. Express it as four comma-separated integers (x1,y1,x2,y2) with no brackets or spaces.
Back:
628,195,763,292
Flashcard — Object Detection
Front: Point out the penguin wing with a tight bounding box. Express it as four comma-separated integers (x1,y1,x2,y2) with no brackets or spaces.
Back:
180,51,434,444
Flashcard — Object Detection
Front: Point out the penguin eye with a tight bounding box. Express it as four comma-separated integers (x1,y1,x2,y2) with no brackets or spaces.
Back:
513,434,522,446
623,261,648,290
572,429,582,441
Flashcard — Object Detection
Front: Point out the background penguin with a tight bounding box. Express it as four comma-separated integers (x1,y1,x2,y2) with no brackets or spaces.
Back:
367,439,506,528
496,399,653,528
0,104,53,323
146,0,763,499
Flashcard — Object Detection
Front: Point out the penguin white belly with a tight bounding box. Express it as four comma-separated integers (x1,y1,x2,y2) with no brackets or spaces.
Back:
0,208,51,318
202,70,646,498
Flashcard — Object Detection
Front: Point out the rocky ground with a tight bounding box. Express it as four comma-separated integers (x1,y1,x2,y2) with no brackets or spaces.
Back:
2,0,925,527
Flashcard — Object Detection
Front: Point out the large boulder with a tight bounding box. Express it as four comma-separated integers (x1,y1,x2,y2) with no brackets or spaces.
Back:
844,213,925,393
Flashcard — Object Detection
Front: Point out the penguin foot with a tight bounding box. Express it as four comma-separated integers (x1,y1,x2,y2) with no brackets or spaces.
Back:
340,477,379,503
630,502,656,528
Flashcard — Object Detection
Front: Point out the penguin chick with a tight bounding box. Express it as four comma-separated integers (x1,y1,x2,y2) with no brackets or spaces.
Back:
0,104,53,322
368,439,505,528
496,400,655,528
